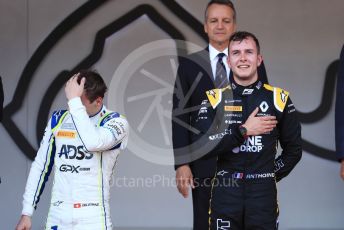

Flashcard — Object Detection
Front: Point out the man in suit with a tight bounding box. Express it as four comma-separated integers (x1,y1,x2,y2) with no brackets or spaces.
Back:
172,0,268,229
0,76,3,122
336,44,344,179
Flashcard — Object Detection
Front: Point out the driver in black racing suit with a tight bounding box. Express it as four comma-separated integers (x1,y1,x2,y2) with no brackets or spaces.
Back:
207,31,302,230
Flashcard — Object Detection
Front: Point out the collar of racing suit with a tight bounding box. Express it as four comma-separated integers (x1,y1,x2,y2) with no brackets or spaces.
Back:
230,79,263,96
89,104,106,119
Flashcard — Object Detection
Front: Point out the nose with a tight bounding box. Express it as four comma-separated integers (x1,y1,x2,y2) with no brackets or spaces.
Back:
239,53,247,62
216,21,224,29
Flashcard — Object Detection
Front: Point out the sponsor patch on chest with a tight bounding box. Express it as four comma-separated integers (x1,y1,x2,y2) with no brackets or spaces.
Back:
56,130,77,139
224,106,242,112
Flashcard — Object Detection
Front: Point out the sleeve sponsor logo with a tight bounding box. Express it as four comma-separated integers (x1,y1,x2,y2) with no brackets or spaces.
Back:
209,129,231,141
287,103,296,113
198,100,209,115
280,91,287,103
274,159,285,172
106,121,125,136
273,87,289,112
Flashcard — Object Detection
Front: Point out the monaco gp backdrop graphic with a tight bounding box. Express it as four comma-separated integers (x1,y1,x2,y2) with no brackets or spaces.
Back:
1,0,340,162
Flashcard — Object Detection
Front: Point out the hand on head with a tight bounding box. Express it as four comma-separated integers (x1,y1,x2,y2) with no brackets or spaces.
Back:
65,73,86,100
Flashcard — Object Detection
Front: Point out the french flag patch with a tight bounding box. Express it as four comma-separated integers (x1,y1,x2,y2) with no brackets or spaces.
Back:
232,173,244,179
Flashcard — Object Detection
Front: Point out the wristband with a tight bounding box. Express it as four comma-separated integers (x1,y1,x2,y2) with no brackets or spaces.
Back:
238,125,248,139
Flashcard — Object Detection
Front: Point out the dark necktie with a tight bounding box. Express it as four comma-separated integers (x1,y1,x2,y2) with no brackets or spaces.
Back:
214,53,228,88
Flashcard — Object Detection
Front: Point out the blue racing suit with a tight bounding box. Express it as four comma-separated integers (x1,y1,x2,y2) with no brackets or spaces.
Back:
21,97,129,230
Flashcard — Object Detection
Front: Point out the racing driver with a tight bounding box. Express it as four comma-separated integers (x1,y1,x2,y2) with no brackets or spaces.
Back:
16,70,129,230
206,31,302,229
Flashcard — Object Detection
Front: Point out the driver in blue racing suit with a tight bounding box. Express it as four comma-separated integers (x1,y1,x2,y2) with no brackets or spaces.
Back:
16,70,129,230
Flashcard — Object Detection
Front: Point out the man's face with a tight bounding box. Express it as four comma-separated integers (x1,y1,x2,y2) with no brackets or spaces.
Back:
80,92,102,116
227,37,262,82
204,3,236,48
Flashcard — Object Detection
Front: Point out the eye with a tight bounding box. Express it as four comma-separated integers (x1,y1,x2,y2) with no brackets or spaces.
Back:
231,51,239,55
209,18,218,23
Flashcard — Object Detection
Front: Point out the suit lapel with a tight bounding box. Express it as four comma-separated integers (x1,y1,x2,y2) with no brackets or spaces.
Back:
200,48,216,88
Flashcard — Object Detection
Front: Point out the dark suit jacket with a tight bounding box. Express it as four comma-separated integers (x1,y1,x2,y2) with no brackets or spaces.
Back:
335,44,344,160
0,77,3,122
172,48,268,178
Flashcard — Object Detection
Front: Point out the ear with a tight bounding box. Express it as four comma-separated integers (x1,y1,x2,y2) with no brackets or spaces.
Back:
233,23,237,33
257,54,263,67
227,55,232,69
96,97,103,105
204,23,208,34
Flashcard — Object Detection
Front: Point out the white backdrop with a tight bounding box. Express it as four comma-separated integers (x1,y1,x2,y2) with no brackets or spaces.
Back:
0,0,344,229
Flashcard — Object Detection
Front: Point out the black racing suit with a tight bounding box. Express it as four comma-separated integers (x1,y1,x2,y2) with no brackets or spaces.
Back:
206,80,302,230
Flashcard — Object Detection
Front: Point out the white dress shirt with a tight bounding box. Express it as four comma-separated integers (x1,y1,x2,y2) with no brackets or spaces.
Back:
209,44,230,81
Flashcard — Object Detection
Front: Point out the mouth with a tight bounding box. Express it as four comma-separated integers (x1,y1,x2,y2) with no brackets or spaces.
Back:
237,65,250,69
